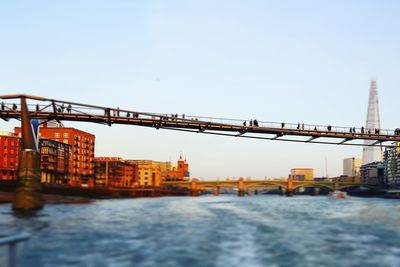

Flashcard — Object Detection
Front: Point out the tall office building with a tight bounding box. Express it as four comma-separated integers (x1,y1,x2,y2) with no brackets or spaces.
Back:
343,157,362,177
363,80,382,164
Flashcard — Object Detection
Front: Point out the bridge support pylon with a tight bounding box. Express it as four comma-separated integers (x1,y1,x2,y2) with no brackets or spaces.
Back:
190,179,199,197
286,177,294,197
12,97,44,211
213,186,220,196
238,177,245,197
334,181,339,191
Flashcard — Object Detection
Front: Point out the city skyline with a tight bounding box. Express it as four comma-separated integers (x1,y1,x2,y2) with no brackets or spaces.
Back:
1,1,400,179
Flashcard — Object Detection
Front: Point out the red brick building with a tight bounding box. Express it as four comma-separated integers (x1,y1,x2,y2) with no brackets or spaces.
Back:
15,122,95,185
40,139,71,184
0,132,71,184
0,132,20,180
166,155,190,181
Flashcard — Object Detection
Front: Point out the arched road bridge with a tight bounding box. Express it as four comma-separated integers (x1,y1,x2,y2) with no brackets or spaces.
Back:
163,177,377,196
1,94,400,147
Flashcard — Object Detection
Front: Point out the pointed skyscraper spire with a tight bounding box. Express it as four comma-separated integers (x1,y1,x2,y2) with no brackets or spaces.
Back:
363,79,382,164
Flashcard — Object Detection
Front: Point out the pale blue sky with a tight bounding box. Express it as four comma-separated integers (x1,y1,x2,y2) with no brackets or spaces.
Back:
1,1,399,179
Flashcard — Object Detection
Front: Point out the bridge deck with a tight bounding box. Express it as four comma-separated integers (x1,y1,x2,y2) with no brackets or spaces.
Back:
1,94,399,146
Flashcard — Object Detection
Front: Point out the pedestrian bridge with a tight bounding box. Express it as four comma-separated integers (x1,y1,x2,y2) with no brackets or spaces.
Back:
1,94,399,147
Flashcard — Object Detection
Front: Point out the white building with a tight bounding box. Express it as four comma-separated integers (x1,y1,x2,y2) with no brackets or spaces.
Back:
343,157,362,177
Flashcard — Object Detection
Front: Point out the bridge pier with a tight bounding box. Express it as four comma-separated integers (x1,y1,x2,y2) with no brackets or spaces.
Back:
238,177,245,197
334,181,339,191
12,97,43,211
286,177,294,197
213,186,220,196
190,190,200,197
190,179,199,197
286,189,294,197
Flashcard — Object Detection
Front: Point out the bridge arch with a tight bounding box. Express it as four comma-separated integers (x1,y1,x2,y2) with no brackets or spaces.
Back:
293,183,334,191
338,184,377,191
246,182,288,189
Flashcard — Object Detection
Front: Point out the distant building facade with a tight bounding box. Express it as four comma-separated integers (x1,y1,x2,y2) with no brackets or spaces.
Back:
166,155,190,181
94,157,136,187
290,168,314,181
15,122,95,185
343,157,362,177
336,175,361,183
384,142,400,187
360,161,384,184
0,132,71,183
0,132,20,180
39,139,71,184
128,160,163,187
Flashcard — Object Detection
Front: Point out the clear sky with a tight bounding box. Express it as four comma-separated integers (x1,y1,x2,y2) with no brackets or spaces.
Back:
1,1,399,179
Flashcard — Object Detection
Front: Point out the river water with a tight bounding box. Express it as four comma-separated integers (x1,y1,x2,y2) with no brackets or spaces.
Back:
1,195,400,267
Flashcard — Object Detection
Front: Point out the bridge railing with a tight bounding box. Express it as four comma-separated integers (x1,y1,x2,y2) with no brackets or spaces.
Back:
1,97,398,137
182,115,396,136
0,232,30,267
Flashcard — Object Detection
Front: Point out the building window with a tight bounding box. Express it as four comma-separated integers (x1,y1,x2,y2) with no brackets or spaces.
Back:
54,133,60,138
63,133,69,138
63,139,68,144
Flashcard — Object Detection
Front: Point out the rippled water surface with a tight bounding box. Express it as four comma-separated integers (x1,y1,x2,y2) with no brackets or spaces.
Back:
1,195,400,267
